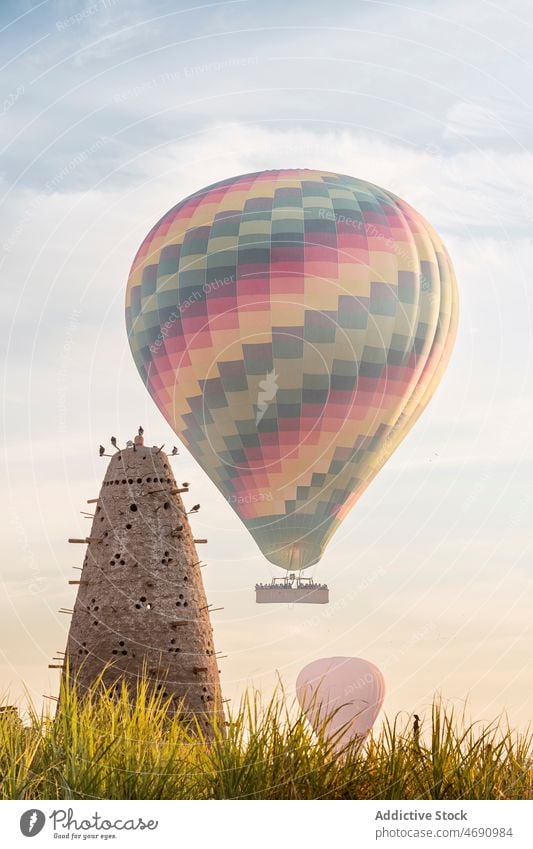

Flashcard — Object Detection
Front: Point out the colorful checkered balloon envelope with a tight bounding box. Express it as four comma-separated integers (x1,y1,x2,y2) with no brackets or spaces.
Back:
126,169,459,572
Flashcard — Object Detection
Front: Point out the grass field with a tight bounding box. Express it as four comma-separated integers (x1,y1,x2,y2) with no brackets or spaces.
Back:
0,678,530,800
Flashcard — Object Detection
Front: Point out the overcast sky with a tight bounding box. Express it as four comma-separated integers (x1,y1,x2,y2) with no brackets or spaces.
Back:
1,0,532,730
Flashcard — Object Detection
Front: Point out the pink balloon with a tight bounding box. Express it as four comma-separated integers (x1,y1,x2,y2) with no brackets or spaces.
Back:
296,657,385,749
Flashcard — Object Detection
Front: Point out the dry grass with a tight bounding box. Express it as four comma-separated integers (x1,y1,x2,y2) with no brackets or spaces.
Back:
0,676,530,800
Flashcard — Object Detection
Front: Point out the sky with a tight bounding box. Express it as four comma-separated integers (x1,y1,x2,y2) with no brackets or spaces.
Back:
1,0,532,731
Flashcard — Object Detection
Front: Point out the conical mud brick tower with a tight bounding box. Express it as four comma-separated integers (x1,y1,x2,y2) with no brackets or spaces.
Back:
61,432,223,731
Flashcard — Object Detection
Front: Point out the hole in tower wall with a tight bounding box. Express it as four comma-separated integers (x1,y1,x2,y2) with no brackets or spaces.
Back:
126,524,132,530
163,502,170,510
130,504,138,512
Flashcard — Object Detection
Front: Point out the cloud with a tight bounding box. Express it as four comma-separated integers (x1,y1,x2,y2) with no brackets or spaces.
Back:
3,124,532,441
3,0,533,197
2,3,532,721
444,98,531,142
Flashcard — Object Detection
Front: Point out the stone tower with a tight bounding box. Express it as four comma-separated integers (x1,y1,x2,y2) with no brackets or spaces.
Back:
61,433,223,731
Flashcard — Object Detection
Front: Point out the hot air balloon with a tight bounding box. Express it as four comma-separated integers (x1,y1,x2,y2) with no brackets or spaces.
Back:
296,656,385,750
125,170,458,600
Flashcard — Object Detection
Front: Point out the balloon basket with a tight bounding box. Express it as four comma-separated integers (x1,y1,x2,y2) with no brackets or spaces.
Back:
255,574,329,604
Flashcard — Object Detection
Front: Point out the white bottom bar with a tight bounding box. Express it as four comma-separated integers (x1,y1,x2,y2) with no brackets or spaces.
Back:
2,800,532,848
